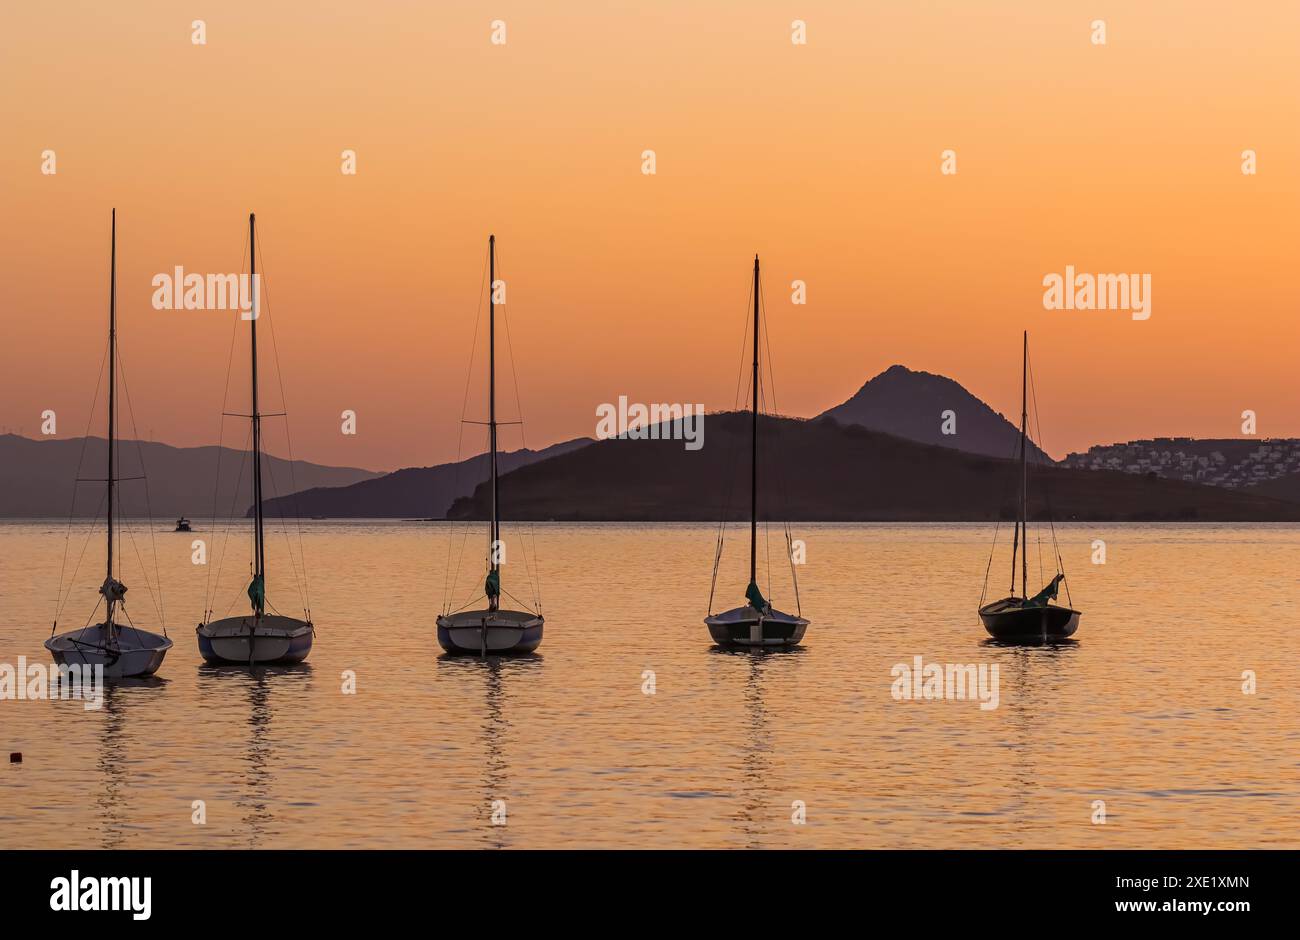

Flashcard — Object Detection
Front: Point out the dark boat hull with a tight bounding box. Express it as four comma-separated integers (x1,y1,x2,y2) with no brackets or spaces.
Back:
979,598,1080,642
705,605,808,648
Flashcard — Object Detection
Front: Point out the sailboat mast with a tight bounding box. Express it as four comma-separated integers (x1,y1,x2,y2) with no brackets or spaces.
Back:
1019,329,1028,599
751,255,759,589
106,209,117,628
249,212,265,612
488,235,499,600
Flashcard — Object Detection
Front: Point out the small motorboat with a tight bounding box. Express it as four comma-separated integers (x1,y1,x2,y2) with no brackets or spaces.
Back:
704,256,809,648
977,331,1081,643
175,517,192,532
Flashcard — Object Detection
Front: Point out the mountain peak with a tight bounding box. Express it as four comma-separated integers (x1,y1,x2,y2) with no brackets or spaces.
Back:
820,365,1052,463
869,364,959,386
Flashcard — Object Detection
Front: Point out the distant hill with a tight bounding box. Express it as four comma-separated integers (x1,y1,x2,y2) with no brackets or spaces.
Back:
0,434,380,518
447,413,1300,522
819,364,1052,463
257,438,591,518
1246,470,1300,503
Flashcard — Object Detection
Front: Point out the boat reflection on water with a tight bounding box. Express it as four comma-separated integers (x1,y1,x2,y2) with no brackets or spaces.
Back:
437,652,543,848
94,678,167,848
709,645,806,847
979,639,1078,812
197,662,314,847
980,636,1080,650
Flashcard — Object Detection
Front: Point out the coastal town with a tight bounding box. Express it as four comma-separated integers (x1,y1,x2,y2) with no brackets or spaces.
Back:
1061,438,1300,489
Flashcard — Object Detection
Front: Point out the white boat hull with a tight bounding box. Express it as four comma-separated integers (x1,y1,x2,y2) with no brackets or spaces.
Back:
45,624,173,679
197,614,313,665
437,609,543,655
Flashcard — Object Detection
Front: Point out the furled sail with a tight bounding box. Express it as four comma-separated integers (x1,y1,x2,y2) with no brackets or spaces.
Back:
247,574,265,610
99,577,127,603
1022,573,1065,608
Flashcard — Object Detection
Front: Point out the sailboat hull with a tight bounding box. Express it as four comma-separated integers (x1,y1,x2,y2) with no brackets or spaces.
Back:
437,609,543,655
196,615,313,665
979,598,1080,642
45,624,172,679
705,605,808,648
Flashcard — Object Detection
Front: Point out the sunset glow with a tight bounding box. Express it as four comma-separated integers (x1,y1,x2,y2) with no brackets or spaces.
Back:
2,1,1297,469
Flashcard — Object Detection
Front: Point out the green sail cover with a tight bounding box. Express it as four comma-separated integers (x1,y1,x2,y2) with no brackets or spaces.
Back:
247,574,265,611
1023,573,1065,608
485,569,501,599
745,581,768,612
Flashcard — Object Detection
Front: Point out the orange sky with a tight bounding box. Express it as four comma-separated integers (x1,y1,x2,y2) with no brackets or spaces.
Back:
2,1,1297,471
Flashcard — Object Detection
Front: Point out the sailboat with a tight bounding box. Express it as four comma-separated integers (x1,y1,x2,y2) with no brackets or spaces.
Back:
196,213,314,665
978,331,1081,642
46,209,173,678
704,255,809,648
437,235,544,656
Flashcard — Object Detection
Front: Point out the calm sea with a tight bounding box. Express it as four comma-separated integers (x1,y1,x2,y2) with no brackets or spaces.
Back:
1,520,1296,848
